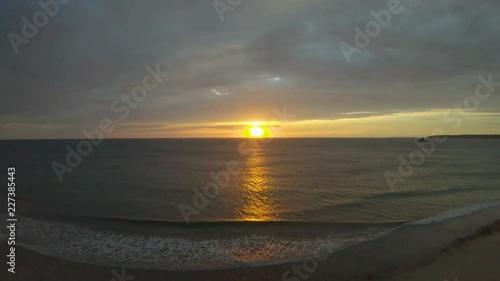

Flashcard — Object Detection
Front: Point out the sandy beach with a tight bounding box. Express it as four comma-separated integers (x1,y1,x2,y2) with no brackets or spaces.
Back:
390,232,500,281
1,207,499,281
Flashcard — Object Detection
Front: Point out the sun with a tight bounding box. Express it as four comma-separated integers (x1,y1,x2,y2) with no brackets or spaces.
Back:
249,126,265,138
243,122,271,138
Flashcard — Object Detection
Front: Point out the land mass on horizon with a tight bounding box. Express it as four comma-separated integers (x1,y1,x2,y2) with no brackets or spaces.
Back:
428,134,500,139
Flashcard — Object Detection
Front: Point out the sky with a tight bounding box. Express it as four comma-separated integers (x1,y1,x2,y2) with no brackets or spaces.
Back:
1,0,500,139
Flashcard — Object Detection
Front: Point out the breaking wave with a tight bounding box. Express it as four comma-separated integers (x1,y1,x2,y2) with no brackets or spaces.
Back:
1,200,499,270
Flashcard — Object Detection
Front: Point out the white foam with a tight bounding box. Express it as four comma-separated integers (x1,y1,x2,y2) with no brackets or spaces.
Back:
11,217,366,270
408,200,500,226
3,200,499,270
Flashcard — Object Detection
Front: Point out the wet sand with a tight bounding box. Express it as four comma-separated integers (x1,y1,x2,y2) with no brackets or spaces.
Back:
389,232,500,281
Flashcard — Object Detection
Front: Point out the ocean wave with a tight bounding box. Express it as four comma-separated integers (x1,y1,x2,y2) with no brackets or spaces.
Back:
407,199,500,225
1,200,499,270
287,186,498,218
9,217,359,270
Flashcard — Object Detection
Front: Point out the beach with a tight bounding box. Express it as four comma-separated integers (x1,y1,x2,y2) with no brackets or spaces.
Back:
390,231,500,281
2,205,499,281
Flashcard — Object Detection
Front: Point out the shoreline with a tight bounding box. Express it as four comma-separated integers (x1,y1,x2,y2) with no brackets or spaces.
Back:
1,206,499,281
388,222,500,281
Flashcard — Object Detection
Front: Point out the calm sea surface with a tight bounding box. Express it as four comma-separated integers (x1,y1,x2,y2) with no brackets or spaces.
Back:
1,138,499,269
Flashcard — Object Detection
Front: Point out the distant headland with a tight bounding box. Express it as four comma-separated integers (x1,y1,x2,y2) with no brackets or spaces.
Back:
427,135,500,139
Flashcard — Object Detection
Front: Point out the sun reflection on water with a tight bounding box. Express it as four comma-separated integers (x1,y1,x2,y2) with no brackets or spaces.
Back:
238,151,279,221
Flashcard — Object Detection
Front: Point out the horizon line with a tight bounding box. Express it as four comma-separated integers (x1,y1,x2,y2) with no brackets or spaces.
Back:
2,134,500,141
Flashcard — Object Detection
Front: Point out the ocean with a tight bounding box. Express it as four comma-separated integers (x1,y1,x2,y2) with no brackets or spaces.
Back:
1,138,499,270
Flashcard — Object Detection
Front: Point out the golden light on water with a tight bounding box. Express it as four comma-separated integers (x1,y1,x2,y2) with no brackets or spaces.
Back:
238,151,278,222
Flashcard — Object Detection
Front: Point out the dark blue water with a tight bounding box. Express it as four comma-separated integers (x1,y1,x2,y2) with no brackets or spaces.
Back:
2,138,499,222
1,138,499,269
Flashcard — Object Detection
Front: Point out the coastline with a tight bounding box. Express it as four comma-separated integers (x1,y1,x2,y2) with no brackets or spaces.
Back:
1,205,499,281
388,230,500,281
427,134,500,139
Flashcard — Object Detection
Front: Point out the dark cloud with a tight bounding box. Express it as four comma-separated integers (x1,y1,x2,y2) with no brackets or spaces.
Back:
1,0,499,138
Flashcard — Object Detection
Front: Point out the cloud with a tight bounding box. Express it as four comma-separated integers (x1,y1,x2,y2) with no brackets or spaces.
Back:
0,0,499,138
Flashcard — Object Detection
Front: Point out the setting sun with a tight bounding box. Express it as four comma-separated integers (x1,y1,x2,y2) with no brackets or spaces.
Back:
242,123,272,138
249,126,265,138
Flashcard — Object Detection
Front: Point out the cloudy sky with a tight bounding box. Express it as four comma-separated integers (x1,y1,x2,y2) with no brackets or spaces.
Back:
1,0,499,139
